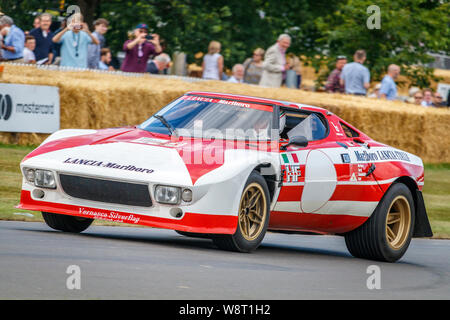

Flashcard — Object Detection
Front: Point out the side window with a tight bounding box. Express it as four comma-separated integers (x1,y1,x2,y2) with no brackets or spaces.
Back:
340,122,359,138
280,112,308,139
280,111,327,141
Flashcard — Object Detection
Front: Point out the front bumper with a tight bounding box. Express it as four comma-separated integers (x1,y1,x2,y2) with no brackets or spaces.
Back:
18,189,237,234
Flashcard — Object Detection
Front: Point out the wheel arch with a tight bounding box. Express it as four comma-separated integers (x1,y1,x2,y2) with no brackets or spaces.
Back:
253,163,278,205
392,176,433,238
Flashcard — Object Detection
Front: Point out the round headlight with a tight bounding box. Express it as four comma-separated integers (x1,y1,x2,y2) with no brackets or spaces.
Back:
181,189,192,202
25,168,35,183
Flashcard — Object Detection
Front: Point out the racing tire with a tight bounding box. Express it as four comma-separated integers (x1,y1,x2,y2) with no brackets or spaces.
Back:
344,183,415,262
42,212,93,233
212,171,270,253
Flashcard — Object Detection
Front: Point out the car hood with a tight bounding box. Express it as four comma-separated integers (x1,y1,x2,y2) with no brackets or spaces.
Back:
21,127,276,186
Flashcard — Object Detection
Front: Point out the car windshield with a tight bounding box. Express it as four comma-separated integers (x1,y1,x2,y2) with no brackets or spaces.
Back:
139,96,274,140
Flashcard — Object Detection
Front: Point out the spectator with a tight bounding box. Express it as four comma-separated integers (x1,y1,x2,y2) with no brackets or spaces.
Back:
0,15,25,62
340,49,370,96
98,48,114,70
29,13,54,64
406,87,420,103
242,48,264,84
121,23,162,73
52,13,99,68
286,53,302,89
33,17,40,30
50,19,67,65
147,53,171,74
202,41,223,80
259,34,291,88
378,64,401,100
325,55,347,93
23,35,36,64
421,88,434,107
412,91,423,105
433,92,446,107
227,64,245,83
368,83,381,98
88,18,109,69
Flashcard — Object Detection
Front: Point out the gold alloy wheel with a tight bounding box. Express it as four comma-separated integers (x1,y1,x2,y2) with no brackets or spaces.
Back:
238,182,267,241
385,195,412,250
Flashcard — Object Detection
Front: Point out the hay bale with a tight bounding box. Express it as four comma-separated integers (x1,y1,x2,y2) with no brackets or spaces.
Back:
0,64,449,163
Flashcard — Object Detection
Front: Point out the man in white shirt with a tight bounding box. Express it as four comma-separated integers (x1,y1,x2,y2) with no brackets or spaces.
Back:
23,35,36,63
259,34,291,87
227,64,245,83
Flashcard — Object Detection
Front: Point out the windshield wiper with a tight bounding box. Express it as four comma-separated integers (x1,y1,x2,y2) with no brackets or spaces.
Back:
153,115,176,136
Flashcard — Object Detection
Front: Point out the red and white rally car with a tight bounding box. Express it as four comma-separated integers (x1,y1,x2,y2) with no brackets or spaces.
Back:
18,92,432,262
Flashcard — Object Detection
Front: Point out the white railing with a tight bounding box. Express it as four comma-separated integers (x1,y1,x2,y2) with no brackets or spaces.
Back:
2,61,208,83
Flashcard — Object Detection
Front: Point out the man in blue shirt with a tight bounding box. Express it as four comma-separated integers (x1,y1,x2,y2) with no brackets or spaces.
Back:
52,13,99,68
0,16,25,61
379,64,400,100
29,13,54,64
340,50,371,96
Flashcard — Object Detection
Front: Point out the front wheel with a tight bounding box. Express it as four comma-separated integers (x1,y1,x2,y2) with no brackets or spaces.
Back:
42,212,93,233
344,183,415,262
213,171,270,253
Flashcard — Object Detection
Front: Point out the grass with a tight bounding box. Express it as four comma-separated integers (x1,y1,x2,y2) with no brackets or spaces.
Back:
0,144,449,237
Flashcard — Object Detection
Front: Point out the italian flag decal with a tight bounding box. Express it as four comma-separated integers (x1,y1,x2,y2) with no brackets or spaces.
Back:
281,153,299,164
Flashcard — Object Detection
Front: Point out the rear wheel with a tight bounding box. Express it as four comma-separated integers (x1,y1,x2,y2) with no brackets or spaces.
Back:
344,183,415,262
42,212,93,233
213,171,270,253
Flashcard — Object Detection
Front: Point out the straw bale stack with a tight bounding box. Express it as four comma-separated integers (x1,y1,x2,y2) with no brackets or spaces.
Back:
0,64,448,163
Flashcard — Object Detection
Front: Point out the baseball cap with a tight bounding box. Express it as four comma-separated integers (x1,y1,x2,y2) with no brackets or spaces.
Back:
136,23,149,30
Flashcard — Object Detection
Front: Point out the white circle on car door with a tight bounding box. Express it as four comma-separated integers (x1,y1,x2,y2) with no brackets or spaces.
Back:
301,149,337,213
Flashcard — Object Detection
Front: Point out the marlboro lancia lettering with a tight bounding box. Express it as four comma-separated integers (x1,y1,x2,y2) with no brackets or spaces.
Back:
63,158,154,174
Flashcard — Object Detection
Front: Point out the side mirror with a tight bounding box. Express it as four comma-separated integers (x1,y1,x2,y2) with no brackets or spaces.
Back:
281,135,308,150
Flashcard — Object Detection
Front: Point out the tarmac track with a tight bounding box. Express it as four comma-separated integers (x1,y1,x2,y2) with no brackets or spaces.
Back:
0,221,448,299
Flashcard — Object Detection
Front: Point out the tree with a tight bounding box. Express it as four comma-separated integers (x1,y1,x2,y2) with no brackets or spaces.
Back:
313,0,450,88
1,0,448,87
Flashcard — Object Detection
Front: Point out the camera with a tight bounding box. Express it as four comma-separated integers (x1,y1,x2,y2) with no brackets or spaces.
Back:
146,34,154,40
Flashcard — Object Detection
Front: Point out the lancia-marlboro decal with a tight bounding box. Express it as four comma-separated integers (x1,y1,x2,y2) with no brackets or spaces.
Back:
63,158,154,174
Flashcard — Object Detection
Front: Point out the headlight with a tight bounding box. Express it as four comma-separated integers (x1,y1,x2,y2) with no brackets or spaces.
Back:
181,189,193,202
24,168,35,183
154,185,181,205
34,169,56,189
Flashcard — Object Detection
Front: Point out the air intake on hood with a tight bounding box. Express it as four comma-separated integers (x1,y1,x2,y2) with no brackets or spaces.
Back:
59,174,152,207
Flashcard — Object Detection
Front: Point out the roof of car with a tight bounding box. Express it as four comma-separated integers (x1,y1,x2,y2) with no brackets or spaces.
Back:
186,91,328,114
